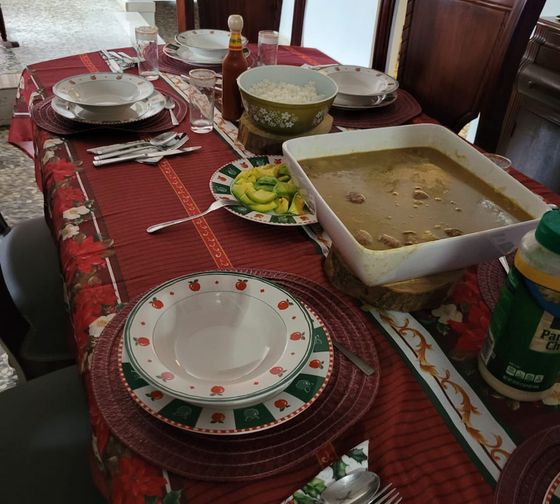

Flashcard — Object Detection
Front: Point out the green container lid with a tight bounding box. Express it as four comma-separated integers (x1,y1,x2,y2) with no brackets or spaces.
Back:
535,209,560,254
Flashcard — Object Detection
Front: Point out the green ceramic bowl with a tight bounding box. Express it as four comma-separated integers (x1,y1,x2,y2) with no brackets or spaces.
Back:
237,65,338,135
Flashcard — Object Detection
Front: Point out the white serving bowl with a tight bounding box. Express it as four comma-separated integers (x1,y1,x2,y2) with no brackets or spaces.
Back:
52,73,154,114
283,124,551,286
238,65,338,135
124,272,315,408
175,29,248,59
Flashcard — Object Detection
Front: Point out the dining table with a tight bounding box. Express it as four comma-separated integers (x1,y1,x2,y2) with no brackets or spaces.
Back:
8,42,560,504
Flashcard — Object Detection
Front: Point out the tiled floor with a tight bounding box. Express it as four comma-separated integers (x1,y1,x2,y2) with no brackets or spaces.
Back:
0,0,177,226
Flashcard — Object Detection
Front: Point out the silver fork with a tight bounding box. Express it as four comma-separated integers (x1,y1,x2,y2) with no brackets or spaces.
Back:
369,483,402,504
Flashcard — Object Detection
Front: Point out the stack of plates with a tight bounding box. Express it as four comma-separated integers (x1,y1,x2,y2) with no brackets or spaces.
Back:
121,271,334,435
319,65,399,110
51,73,166,125
164,29,249,66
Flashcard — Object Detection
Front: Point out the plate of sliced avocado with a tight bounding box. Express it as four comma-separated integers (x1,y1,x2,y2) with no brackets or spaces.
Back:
209,155,317,226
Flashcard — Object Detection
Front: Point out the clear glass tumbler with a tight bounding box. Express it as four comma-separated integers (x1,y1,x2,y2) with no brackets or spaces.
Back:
188,69,216,134
257,30,279,66
135,25,159,81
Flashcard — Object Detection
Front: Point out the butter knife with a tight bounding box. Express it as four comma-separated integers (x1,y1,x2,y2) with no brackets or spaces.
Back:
333,340,375,375
93,146,202,167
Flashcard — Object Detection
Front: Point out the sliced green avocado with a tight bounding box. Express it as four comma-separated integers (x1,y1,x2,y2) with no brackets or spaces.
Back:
274,164,290,178
274,180,297,198
256,175,278,186
248,200,278,212
238,193,254,206
275,197,290,214
255,181,277,192
288,192,306,215
231,182,252,200
246,189,277,204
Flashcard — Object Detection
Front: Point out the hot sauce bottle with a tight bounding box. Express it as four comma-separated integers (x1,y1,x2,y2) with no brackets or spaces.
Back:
221,14,248,122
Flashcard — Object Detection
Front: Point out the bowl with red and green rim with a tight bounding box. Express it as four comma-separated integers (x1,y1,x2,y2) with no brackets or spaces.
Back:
124,271,315,408
120,303,334,435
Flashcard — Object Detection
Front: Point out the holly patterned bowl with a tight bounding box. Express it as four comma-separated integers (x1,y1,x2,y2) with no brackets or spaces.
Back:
237,65,338,135
124,272,315,408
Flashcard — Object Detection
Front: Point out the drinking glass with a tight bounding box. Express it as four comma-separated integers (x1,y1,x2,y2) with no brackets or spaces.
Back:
135,25,159,81
188,69,216,134
257,30,279,66
484,153,512,171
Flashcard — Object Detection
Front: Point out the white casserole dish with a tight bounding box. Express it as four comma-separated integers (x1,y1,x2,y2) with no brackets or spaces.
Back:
283,124,551,286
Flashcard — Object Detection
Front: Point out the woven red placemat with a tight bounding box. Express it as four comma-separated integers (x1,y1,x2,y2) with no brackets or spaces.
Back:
30,90,188,135
476,254,514,311
159,49,257,75
495,426,560,504
91,269,380,482
331,89,422,129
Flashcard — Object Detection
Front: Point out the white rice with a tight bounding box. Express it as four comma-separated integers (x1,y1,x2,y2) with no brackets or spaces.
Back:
247,79,324,103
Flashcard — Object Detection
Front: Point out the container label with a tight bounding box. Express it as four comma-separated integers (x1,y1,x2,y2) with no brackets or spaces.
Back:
529,312,560,353
481,266,560,393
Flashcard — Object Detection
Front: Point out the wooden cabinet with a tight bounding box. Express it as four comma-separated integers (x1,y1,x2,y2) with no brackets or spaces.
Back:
499,17,560,192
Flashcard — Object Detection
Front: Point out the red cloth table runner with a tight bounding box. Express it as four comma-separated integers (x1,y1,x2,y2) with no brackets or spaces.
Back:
9,46,560,504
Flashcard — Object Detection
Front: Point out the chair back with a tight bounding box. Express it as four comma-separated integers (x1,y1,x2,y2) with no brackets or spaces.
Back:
378,0,545,151
177,0,283,44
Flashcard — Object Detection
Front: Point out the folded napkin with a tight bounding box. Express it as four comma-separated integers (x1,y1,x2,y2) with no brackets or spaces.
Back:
282,440,370,503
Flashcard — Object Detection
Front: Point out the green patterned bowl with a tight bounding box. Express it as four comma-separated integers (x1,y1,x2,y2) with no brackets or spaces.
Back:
237,65,338,135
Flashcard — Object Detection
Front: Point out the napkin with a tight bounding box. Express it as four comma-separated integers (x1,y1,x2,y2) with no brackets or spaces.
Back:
281,440,370,504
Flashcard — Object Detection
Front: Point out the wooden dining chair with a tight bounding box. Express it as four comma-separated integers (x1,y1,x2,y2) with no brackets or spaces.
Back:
372,0,546,152
176,0,306,45
176,0,284,44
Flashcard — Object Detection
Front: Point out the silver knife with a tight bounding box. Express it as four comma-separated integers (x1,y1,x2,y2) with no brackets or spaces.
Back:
93,146,202,167
87,140,151,155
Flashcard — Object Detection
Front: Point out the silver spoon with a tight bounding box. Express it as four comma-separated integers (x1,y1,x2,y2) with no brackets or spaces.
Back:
88,131,178,156
94,132,185,160
321,471,380,504
146,199,240,234
165,96,179,126
136,133,190,164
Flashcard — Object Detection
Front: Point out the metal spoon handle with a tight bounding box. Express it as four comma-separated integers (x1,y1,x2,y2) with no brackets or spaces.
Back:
333,340,375,375
169,108,179,126
146,200,235,233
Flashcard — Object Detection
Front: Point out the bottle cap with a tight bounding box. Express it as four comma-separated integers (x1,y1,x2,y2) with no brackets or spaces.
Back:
535,209,560,254
228,14,244,33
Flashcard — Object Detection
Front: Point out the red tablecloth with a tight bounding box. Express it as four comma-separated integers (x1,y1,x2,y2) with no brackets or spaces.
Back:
9,46,560,504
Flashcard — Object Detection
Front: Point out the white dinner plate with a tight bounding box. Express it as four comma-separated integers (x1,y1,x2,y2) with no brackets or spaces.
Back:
332,92,398,110
209,156,318,226
124,272,315,408
175,29,248,58
51,91,166,125
120,303,334,435
163,42,250,66
52,72,154,108
319,65,398,97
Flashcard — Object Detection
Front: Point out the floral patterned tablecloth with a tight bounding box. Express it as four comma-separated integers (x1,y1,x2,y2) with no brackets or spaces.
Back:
8,45,560,504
